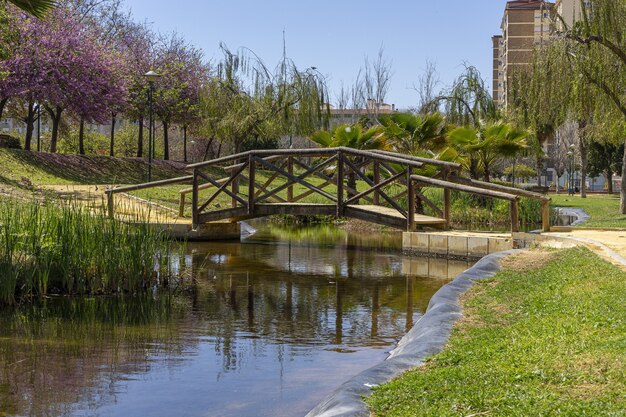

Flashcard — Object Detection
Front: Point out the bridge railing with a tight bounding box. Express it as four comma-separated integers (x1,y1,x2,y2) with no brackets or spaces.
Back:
186,147,461,229
410,174,551,233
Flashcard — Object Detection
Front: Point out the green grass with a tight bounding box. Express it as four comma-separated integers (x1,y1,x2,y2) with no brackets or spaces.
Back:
367,248,626,416
0,148,186,188
550,193,626,228
0,199,179,305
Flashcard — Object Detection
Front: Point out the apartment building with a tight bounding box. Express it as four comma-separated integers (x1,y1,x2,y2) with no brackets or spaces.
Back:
555,0,583,30
493,0,555,108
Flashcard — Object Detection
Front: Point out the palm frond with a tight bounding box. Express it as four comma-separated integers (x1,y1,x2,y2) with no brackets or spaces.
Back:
9,0,56,18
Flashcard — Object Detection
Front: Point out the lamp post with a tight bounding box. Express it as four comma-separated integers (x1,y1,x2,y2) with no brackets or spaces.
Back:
567,149,574,196
36,103,41,152
144,71,160,182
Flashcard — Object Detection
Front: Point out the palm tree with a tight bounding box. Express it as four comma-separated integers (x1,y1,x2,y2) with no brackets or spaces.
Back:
8,0,56,18
378,112,449,155
448,121,529,182
310,123,388,198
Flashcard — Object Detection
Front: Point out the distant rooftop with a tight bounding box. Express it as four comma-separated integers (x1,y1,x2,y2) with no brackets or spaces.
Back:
505,0,554,10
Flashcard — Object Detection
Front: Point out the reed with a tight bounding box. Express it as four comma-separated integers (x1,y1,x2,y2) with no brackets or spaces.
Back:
0,199,178,305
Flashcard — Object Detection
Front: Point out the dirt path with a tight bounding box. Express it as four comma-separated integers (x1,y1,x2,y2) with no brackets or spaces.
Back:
544,230,626,270
40,184,190,224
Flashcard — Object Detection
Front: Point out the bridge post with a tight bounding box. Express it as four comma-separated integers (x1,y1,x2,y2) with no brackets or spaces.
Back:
231,170,239,209
541,199,551,232
443,170,451,229
192,169,199,229
248,154,255,215
510,199,520,233
288,156,294,202
373,161,380,205
336,151,344,218
107,192,114,219
407,168,416,232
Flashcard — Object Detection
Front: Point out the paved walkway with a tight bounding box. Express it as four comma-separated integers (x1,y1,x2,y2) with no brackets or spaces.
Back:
544,230,626,270
41,184,187,224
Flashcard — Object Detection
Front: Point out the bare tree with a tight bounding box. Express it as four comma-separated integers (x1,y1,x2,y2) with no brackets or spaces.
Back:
552,121,579,193
413,60,440,114
363,46,393,118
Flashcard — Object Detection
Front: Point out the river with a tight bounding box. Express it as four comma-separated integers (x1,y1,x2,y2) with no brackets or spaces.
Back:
0,224,470,417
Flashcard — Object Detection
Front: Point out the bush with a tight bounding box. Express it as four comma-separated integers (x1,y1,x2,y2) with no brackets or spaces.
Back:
0,134,21,149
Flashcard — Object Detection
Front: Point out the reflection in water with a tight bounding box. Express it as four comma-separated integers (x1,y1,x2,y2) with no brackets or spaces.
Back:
0,225,469,417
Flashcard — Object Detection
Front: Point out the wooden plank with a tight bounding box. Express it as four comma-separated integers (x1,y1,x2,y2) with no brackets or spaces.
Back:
542,200,551,232
192,170,199,227
411,175,519,201
254,203,336,217
511,200,520,233
337,152,344,217
248,154,255,215
254,155,338,203
344,171,405,205
343,156,407,217
448,175,550,201
197,167,248,212
107,175,193,195
407,167,415,231
198,207,249,224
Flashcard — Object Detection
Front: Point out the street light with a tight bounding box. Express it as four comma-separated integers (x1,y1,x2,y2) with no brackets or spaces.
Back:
144,70,161,182
567,149,574,196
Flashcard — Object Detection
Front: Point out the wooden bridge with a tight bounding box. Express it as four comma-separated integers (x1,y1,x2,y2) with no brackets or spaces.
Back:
106,147,551,233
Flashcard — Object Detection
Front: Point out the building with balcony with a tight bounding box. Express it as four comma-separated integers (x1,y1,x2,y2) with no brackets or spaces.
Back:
493,0,555,108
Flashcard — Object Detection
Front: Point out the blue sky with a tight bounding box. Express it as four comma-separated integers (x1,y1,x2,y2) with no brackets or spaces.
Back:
123,0,508,109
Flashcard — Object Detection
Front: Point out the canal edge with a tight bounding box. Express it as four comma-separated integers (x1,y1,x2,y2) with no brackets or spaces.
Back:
305,249,521,417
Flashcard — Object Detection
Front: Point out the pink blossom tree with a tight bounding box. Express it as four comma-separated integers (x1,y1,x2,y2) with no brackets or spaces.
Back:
2,7,127,153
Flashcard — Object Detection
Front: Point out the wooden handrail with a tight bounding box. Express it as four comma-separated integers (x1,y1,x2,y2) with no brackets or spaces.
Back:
106,175,193,195
411,175,519,201
410,174,522,233
448,175,550,201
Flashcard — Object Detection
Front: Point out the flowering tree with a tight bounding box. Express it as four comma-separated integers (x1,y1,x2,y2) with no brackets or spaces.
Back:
2,7,127,153
153,33,205,160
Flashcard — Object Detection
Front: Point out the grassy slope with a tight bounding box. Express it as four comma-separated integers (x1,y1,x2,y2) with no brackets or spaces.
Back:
367,248,626,416
0,149,186,188
550,193,626,228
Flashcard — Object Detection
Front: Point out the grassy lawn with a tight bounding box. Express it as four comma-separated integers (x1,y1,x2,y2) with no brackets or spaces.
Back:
550,193,626,228
0,148,185,188
367,248,626,416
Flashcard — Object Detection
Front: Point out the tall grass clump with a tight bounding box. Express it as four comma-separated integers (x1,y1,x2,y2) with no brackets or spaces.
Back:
0,199,177,305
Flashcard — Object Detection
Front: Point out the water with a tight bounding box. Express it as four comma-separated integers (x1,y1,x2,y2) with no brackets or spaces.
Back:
0,224,469,417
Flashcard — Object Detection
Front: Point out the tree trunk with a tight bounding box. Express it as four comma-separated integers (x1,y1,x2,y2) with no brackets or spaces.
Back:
183,125,188,163
203,137,215,161
24,102,35,151
483,164,491,183
469,158,480,180
162,120,169,160
45,106,63,153
579,134,588,199
0,98,8,120
78,118,85,155
536,157,543,187
606,169,614,194
137,116,144,158
110,113,116,157
619,140,626,214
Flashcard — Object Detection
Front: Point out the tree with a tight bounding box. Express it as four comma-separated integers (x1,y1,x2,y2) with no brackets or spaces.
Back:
310,123,388,198
448,121,528,182
588,141,624,194
200,42,329,156
153,33,205,160
3,7,127,153
559,0,626,212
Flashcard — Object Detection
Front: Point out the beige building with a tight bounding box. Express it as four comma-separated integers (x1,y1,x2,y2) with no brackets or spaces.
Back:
493,0,555,108
555,0,583,30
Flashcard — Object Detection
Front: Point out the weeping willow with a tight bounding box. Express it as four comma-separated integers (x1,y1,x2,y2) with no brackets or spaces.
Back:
202,42,330,154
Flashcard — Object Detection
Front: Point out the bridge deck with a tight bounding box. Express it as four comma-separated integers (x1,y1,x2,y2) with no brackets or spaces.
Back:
197,203,447,230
